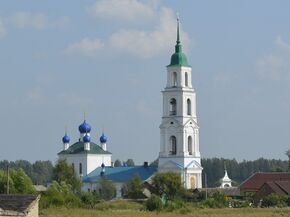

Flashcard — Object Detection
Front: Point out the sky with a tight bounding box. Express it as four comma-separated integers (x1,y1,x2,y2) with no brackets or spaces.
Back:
0,0,290,164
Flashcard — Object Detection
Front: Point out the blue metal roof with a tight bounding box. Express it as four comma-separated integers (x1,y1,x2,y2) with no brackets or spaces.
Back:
82,166,157,183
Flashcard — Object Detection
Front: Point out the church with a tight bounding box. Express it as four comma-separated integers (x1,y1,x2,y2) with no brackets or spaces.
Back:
58,119,112,178
157,18,202,189
58,18,203,194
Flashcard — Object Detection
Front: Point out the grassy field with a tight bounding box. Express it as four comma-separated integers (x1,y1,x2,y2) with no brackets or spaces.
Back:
40,201,290,217
40,207,290,217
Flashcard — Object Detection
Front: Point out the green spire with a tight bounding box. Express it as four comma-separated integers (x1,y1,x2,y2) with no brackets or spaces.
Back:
168,15,189,67
175,15,181,53
176,15,180,44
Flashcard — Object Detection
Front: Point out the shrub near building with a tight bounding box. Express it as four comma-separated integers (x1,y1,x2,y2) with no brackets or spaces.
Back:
0,168,35,194
122,175,145,199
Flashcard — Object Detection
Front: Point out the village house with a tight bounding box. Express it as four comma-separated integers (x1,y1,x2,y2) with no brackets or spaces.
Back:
0,195,40,217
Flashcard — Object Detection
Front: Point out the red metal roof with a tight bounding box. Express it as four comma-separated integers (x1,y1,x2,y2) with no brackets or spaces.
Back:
276,181,290,194
240,172,290,191
265,182,286,195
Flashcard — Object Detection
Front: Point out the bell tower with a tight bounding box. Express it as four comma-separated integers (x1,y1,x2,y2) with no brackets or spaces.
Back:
158,17,202,189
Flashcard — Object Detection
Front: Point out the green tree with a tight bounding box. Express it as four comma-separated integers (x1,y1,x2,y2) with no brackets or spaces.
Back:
80,192,98,208
10,169,35,194
286,149,290,171
151,172,183,200
122,175,145,199
145,194,162,211
52,159,81,192
0,160,54,186
32,160,53,185
261,193,288,207
114,159,122,167
150,159,159,166
98,177,116,200
0,169,14,194
40,181,81,208
0,169,35,194
125,159,135,166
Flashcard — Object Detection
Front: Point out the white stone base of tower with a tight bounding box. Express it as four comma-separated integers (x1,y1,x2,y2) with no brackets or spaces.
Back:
158,156,202,189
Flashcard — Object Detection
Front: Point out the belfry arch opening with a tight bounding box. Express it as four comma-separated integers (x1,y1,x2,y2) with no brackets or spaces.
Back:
170,98,177,115
172,72,177,87
170,136,177,155
185,72,188,86
187,99,191,115
188,136,192,155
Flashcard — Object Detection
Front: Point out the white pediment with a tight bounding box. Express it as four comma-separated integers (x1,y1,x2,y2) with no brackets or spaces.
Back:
159,160,183,170
159,117,183,128
183,118,199,128
186,160,203,169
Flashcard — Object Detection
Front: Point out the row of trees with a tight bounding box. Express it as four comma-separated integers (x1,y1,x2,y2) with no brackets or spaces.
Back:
202,157,288,187
0,159,136,185
113,159,135,167
2,159,289,210
0,160,53,185
1,157,289,188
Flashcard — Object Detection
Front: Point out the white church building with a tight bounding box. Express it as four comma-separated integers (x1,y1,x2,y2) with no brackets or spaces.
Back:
57,18,202,193
58,119,112,177
158,18,203,189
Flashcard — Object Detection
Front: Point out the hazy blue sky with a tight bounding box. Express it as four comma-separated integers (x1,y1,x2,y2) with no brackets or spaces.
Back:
0,0,290,164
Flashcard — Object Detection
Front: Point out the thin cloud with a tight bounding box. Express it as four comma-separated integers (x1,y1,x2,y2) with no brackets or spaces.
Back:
257,36,290,81
0,18,6,38
87,0,156,22
275,36,290,53
68,4,191,58
109,7,190,58
10,12,69,30
65,37,104,57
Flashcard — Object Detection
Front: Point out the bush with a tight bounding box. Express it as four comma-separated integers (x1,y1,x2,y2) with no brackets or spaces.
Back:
98,177,116,200
40,181,81,208
145,194,163,211
261,194,288,207
200,191,226,208
95,200,142,211
52,160,81,193
80,192,97,208
151,172,183,200
122,175,145,199
0,168,35,194
165,199,187,212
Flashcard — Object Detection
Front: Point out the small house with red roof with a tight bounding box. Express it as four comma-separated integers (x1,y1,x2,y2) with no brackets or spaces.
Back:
254,181,290,203
240,172,290,196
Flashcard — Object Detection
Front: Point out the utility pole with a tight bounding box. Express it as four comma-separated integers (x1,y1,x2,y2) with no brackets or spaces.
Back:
6,164,9,195
204,173,208,200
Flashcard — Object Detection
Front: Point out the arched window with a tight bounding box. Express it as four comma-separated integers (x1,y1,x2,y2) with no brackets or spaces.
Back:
79,163,82,175
173,72,177,87
185,72,188,86
188,136,192,155
170,98,177,115
187,99,191,115
170,136,177,155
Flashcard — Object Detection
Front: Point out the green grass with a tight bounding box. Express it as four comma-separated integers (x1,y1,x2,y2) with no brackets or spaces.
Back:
40,200,290,217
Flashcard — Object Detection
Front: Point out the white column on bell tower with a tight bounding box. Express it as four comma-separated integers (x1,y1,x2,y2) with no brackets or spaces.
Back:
158,17,202,189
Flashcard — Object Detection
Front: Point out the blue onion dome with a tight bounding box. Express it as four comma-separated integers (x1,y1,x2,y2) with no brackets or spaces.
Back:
78,120,91,133
83,134,91,143
100,133,107,143
62,134,70,143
